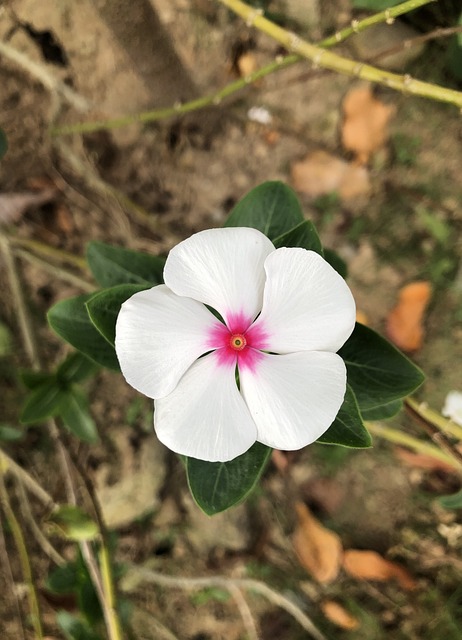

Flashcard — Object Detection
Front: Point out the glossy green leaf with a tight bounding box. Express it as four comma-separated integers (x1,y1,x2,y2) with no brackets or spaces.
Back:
323,248,348,278
0,425,24,441
439,489,462,510
317,385,371,448
46,505,99,541
48,294,119,370
448,12,462,81
57,352,99,384
0,128,7,160
86,284,147,346
187,442,272,515
273,220,323,255
20,380,67,424
59,389,99,443
57,611,102,640
361,399,403,421
339,323,425,412
224,181,304,241
86,241,165,288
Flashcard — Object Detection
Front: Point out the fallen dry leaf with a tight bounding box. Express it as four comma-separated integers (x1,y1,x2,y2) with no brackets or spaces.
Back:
321,600,360,630
292,501,342,584
341,84,395,164
386,281,432,352
236,51,257,78
0,189,56,225
394,447,457,474
342,549,417,590
291,150,370,202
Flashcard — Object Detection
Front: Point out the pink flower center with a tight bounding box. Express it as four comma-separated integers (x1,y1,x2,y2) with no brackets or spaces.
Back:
206,313,269,373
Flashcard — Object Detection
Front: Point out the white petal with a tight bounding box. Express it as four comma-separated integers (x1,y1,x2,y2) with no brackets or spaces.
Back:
252,248,356,353
164,228,275,328
154,352,257,462
442,390,462,427
115,285,218,399
240,351,346,450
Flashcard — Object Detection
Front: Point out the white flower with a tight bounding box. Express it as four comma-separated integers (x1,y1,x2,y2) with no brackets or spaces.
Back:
115,228,356,462
442,391,462,427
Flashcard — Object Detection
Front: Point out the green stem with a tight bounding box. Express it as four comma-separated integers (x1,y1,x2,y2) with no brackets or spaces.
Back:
406,397,462,441
367,421,460,470
51,0,445,136
99,545,124,640
218,0,462,108
3,233,88,270
0,473,44,639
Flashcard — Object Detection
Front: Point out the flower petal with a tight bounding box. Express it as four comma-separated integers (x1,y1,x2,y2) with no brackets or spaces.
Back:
252,248,356,353
154,352,257,462
240,351,346,449
164,228,275,327
115,285,218,399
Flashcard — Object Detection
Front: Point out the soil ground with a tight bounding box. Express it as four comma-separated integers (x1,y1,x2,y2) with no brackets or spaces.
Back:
1,1,462,639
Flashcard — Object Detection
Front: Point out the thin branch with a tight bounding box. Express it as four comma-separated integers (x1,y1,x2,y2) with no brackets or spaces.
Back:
14,247,95,292
218,0,462,109
124,566,327,640
406,397,462,441
0,472,44,639
0,512,27,640
367,421,461,471
3,232,88,270
227,584,259,640
50,0,437,136
0,236,41,370
0,39,90,112
15,480,66,566
404,400,462,470
0,448,56,509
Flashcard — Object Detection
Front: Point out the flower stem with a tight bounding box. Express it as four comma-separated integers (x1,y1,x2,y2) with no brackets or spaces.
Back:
50,0,439,136
405,397,462,441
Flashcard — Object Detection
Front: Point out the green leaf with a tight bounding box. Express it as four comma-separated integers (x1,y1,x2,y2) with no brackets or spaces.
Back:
361,399,403,421
0,128,7,160
57,611,102,640
59,389,99,443
224,181,304,241
20,370,53,390
46,505,99,541
20,380,67,424
439,489,462,510
187,442,272,515
317,385,371,448
352,0,402,9
86,284,147,346
0,425,24,442
86,241,165,288
57,352,99,384
273,220,323,254
46,563,79,594
48,294,120,370
323,248,348,278
339,323,425,412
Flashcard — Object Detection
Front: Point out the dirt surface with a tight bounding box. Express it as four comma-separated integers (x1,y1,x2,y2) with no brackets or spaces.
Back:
1,1,462,639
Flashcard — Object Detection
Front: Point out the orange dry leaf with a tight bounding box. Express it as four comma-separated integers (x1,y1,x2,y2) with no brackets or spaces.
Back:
321,600,360,630
386,281,431,352
292,501,342,584
291,150,370,202
342,549,417,590
341,84,395,164
236,52,257,78
356,310,369,325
